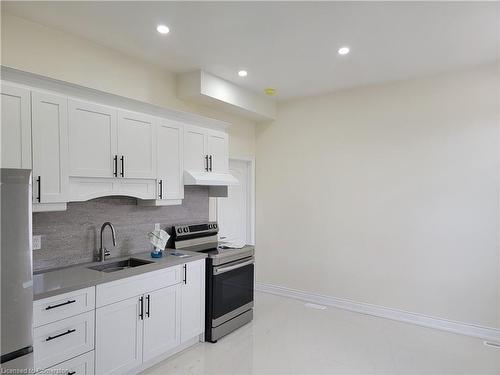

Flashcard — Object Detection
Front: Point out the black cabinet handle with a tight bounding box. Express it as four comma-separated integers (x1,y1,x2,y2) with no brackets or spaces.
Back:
36,176,41,202
45,300,76,310
183,264,187,285
139,296,144,320
159,180,163,199
46,329,76,342
120,156,124,177
209,155,213,172
204,155,209,171
146,294,150,318
113,155,118,177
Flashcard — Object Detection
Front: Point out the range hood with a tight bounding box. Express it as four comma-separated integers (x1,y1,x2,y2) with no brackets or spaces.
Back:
184,170,240,197
184,170,239,186
184,170,239,197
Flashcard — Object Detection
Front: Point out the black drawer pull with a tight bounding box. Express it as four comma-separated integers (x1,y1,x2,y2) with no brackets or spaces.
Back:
46,329,76,342
113,155,118,177
36,176,41,202
139,296,144,320
68,372,76,375
45,300,76,310
120,155,125,177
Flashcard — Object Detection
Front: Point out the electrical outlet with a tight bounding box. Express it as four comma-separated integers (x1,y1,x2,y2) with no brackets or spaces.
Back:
154,223,161,231
33,235,41,250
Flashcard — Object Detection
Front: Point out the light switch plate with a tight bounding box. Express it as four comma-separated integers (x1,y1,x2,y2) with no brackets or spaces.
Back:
154,223,161,231
33,235,41,250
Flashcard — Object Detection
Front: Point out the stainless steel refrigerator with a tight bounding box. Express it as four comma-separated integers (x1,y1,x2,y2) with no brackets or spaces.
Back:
0,169,34,370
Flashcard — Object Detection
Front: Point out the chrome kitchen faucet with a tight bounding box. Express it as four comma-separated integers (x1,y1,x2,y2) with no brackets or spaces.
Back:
99,222,117,262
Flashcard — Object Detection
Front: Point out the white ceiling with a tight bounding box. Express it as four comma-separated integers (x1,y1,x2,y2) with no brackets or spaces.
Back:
3,1,499,100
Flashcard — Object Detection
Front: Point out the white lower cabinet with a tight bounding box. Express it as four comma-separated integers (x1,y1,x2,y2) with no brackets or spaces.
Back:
143,285,181,362
33,287,95,327
95,285,180,375
33,261,205,375
33,310,94,371
95,260,205,374
181,259,206,343
43,351,95,375
95,296,143,375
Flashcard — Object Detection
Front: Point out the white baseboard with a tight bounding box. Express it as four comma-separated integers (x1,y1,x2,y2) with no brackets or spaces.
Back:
255,282,500,343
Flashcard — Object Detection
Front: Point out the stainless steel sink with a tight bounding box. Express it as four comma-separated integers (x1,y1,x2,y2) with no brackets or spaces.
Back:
88,258,153,273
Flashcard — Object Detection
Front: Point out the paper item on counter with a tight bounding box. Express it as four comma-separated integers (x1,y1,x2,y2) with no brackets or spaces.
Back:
148,229,170,250
218,235,246,249
170,251,191,258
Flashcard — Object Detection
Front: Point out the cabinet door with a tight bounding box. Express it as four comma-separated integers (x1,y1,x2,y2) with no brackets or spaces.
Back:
157,120,183,200
95,297,143,375
181,259,206,343
68,99,117,178
31,91,68,204
184,125,208,172
1,84,31,168
207,130,229,173
143,285,181,362
117,110,156,179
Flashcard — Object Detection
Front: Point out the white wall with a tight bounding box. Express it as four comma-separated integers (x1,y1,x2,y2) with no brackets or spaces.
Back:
256,64,500,328
0,12,256,158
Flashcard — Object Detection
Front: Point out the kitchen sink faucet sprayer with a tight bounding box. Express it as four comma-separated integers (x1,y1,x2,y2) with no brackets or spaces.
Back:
99,222,117,262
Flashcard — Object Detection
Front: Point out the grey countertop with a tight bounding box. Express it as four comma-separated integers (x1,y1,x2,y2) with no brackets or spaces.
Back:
33,250,207,300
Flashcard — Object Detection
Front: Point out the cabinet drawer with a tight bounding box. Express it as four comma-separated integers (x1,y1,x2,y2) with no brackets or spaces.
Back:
34,287,95,327
42,351,94,375
34,311,95,371
96,266,181,307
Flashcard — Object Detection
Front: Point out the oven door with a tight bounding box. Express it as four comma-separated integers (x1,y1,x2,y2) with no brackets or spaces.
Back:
211,257,254,326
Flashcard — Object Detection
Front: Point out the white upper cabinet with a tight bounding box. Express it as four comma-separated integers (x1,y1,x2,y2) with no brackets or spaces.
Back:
1,84,31,169
157,119,184,200
184,125,208,172
31,91,69,204
68,99,117,178
2,78,230,205
207,130,229,173
117,110,156,179
68,103,157,180
184,125,229,173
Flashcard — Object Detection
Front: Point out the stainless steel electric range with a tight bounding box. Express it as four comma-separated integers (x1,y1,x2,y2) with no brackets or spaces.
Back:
170,222,254,343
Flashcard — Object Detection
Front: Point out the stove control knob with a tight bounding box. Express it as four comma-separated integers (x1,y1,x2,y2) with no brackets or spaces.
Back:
177,228,182,234
183,227,188,233
213,224,217,229
208,224,213,229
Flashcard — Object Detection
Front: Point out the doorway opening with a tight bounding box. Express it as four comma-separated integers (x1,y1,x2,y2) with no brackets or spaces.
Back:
216,158,255,246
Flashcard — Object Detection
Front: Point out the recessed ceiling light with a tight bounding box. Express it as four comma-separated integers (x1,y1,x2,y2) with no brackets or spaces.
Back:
156,25,170,34
238,70,248,77
338,46,350,55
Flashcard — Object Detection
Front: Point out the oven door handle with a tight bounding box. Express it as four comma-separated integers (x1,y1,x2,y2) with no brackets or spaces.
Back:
213,258,254,275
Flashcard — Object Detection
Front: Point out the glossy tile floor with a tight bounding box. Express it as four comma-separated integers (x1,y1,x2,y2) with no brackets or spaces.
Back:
144,292,500,375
